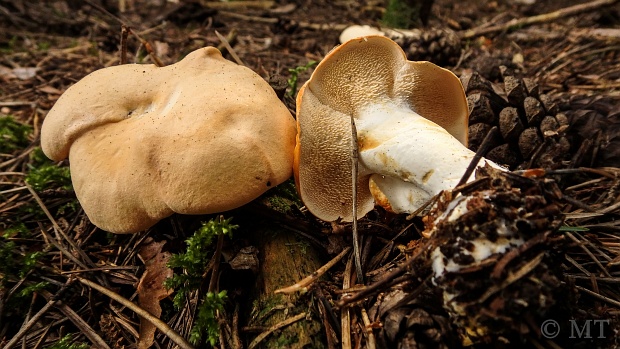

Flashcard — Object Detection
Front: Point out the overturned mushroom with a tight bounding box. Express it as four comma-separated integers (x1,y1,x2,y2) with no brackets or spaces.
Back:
294,36,503,222
41,47,296,233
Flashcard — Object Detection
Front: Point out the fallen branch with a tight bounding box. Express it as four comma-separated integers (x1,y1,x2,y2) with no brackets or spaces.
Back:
459,0,620,39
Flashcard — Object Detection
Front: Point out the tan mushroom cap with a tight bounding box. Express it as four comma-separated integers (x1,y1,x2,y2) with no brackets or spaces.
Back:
294,36,468,222
41,47,296,233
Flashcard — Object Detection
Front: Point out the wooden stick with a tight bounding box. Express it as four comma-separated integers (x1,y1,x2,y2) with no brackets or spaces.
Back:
350,116,364,284
120,25,129,64
341,255,353,349
360,307,376,349
214,30,245,66
576,285,620,308
460,0,620,39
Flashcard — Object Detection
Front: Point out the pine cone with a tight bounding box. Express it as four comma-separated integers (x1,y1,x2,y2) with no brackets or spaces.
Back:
461,69,571,170
424,166,572,346
99,314,128,349
371,289,458,349
391,29,462,66
565,95,620,168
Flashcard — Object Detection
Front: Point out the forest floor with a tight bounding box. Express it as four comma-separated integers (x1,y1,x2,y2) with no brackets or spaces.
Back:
1,0,620,348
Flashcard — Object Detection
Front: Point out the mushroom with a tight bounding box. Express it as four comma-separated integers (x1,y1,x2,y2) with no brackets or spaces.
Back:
339,24,420,45
294,36,504,222
41,47,296,233
339,25,386,43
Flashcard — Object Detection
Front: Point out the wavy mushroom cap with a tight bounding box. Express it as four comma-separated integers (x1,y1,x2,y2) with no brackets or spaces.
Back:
41,47,296,233
294,36,468,222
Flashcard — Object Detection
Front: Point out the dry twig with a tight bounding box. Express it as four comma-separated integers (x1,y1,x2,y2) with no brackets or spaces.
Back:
460,0,620,39
275,247,351,294
215,30,245,66
77,277,195,349
247,312,307,349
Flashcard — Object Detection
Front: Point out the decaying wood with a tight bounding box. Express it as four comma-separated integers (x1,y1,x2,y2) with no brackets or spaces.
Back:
275,246,350,294
249,226,324,348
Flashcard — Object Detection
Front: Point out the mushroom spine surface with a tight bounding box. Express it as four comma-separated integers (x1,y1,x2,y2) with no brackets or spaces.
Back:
294,35,504,222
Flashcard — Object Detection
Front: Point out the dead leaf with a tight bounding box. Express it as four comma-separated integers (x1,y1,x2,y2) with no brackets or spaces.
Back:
136,238,173,349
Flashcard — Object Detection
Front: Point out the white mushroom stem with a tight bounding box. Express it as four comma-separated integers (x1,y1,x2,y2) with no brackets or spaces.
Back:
355,102,505,214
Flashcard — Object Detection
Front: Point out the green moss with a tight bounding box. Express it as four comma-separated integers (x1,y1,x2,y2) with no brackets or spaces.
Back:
48,334,89,349
262,178,302,214
57,200,80,215
16,281,49,297
287,61,317,97
25,148,72,191
0,116,32,154
0,231,46,287
189,291,227,346
267,196,293,214
25,164,72,191
3,222,29,237
250,294,285,324
0,36,18,54
164,217,238,346
268,332,300,348
382,0,417,29
36,41,51,51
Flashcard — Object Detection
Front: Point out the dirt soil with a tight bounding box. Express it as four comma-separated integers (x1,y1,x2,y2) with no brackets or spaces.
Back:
1,0,620,348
